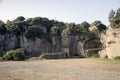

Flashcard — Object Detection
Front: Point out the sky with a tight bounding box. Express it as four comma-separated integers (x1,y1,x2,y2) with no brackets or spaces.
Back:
0,0,120,25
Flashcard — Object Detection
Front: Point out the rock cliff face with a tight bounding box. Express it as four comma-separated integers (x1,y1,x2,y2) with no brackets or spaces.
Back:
99,27,120,58
52,35,61,53
20,36,53,56
84,39,102,57
0,31,104,58
61,33,97,58
0,34,62,56
0,34,19,54
68,35,80,56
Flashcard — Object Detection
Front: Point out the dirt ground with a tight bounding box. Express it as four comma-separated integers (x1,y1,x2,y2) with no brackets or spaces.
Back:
0,59,120,80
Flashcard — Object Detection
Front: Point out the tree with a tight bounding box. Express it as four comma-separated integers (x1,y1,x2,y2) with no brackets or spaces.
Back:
5,20,12,31
96,24,106,31
25,18,33,26
92,20,101,26
30,17,42,26
116,8,120,18
109,8,120,28
51,26,61,35
0,20,6,34
25,26,44,39
109,9,115,23
8,21,28,35
91,21,106,31
14,16,25,22
80,21,90,32
67,23,78,34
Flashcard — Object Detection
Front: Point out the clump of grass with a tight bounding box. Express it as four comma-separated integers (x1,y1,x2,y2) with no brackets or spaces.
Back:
38,53,46,60
0,57,3,60
114,56,120,61
91,53,100,58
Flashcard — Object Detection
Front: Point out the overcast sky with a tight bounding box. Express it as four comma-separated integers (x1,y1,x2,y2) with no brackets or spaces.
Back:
0,0,120,25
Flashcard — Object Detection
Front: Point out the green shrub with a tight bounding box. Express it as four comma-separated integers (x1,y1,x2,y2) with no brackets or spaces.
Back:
0,21,6,34
104,55,108,59
0,54,3,57
114,56,120,61
3,50,14,60
25,26,44,39
12,50,25,61
3,49,25,61
0,57,3,60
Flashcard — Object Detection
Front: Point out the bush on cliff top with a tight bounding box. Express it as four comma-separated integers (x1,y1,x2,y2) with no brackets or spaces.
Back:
0,20,6,34
25,26,44,39
3,49,25,61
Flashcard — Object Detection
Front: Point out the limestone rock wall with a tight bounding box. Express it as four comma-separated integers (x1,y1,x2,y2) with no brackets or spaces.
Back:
77,41,86,57
0,34,19,54
0,32,103,58
0,34,62,56
0,34,5,54
68,35,79,56
52,35,61,53
99,27,120,58
20,36,53,56
61,34,99,57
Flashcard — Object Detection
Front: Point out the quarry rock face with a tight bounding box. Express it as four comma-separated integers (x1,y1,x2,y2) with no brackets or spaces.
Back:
77,41,86,57
83,39,100,57
99,26,120,58
0,34,4,54
1,28,118,58
61,34,86,57
61,33,97,58
0,34,19,53
52,35,61,53
20,35,62,56
20,36,52,56
68,35,80,56
0,32,100,58
0,34,62,56
0,22,102,58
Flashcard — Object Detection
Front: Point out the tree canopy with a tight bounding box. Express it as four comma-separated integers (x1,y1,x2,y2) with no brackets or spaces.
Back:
14,16,25,22
91,21,107,31
0,20,6,34
25,26,44,39
109,8,120,28
1,8,119,38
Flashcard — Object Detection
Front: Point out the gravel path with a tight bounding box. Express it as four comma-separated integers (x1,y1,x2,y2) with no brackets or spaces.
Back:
0,59,120,80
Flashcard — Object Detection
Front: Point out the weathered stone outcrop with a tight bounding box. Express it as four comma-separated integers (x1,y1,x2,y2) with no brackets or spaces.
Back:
0,34,62,56
61,31,102,58
99,27,120,58
77,41,86,57
52,35,61,53
0,29,105,58
62,34,84,57
20,36,53,56
68,35,80,56
84,39,102,57
0,34,19,54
